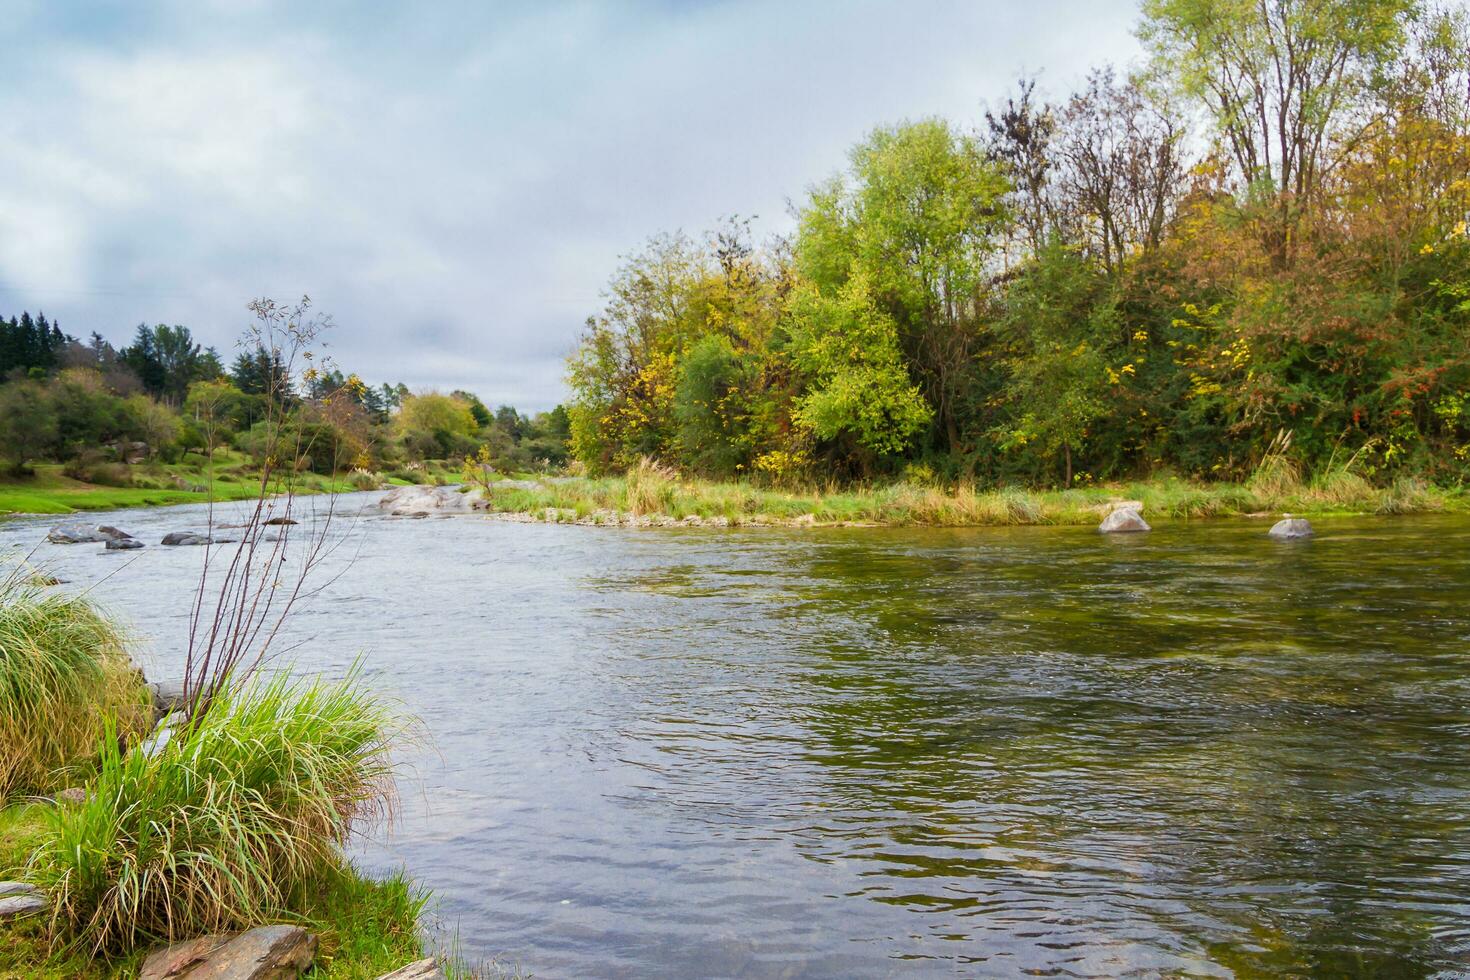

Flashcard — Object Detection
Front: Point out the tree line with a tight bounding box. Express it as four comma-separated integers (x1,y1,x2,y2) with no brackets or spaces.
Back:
567,0,1470,488
0,312,569,479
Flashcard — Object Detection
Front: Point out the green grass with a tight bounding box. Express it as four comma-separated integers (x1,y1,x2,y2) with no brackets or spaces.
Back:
31,669,402,952
0,579,152,797
1,803,442,978
470,471,1469,527
0,452,370,515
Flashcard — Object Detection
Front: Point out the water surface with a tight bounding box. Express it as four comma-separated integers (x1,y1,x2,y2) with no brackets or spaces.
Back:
5,499,1469,977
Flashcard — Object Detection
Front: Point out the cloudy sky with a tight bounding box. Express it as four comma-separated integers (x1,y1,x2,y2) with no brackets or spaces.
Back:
0,0,1142,410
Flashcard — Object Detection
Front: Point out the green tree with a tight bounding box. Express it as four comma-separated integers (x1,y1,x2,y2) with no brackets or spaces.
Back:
0,380,59,474
993,243,1118,486
795,119,1011,454
1139,0,1413,262
785,274,932,467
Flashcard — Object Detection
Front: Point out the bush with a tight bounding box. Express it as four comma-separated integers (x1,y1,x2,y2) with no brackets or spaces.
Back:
32,669,401,951
61,450,134,487
0,579,150,797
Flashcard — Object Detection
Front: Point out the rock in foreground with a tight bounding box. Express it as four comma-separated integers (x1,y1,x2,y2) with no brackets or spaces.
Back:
1099,507,1150,533
0,882,46,921
1268,517,1314,540
376,959,446,980
106,537,145,550
139,925,316,980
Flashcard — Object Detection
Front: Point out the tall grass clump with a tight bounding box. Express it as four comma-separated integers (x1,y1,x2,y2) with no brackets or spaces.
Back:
31,668,402,952
1246,428,1303,504
0,575,150,797
624,456,680,516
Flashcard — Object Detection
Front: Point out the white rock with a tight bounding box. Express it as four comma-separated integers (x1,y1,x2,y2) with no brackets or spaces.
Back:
1099,507,1150,533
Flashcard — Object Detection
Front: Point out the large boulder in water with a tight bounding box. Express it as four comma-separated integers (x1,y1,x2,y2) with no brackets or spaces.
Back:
378,484,477,516
47,523,108,544
1099,506,1150,533
1268,517,1313,540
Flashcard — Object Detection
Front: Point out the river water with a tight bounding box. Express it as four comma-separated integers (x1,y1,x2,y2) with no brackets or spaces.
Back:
4,495,1469,977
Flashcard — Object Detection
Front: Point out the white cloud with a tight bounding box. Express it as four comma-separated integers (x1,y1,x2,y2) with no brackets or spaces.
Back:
0,0,1142,409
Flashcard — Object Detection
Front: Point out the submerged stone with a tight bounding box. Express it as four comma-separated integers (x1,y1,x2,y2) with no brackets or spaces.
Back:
1268,517,1314,540
161,531,218,546
106,537,145,550
47,523,108,544
1099,507,1150,533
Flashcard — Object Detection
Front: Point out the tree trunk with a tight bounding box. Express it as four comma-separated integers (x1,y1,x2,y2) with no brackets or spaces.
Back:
1063,442,1073,488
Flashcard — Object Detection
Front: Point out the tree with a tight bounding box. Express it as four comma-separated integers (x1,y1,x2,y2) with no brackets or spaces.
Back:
994,243,1118,486
784,274,932,467
0,381,58,474
796,119,1011,455
1053,67,1189,273
1140,0,1414,262
123,323,215,403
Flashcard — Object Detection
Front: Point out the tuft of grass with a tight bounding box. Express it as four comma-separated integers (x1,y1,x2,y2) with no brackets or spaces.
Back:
0,578,151,797
624,457,680,516
30,668,403,952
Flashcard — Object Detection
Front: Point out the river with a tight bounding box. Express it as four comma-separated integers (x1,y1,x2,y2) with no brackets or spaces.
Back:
4,495,1469,977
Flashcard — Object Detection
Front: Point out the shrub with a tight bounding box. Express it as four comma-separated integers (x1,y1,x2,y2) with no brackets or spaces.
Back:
61,450,133,487
0,579,150,797
32,668,402,951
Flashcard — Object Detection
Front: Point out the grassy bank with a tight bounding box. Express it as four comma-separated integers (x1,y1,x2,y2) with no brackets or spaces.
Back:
474,467,1468,527
0,452,465,515
0,578,462,978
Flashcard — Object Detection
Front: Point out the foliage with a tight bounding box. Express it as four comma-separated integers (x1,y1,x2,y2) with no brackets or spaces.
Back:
30,668,400,951
785,275,933,464
561,2,1470,492
0,576,150,797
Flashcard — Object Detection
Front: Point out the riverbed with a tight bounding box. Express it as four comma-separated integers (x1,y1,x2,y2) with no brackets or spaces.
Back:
4,495,1468,977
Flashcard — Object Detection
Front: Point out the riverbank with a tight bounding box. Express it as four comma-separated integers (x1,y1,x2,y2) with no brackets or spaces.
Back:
1,803,435,978
0,578,466,979
469,471,1467,527
0,453,465,515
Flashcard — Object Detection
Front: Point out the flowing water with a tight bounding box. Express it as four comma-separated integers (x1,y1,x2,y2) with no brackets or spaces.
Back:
5,496,1470,978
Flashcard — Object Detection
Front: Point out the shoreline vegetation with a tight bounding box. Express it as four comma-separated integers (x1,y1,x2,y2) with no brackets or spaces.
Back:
0,576,460,979
463,457,1466,528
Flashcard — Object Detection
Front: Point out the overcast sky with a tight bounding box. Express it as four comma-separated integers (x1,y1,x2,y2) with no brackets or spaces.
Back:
0,0,1143,410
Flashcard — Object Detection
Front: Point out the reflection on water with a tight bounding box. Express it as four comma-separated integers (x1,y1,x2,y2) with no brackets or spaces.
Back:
4,497,1470,977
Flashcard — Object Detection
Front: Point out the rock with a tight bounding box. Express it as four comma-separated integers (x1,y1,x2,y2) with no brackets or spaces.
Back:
0,882,41,898
376,958,445,980
1099,507,1150,533
262,517,298,526
47,523,108,544
106,537,146,550
1268,517,1313,540
378,485,477,516
56,787,88,805
138,712,187,759
0,891,46,921
161,531,216,546
150,681,189,714
97,525,134,541
140,925,316,980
